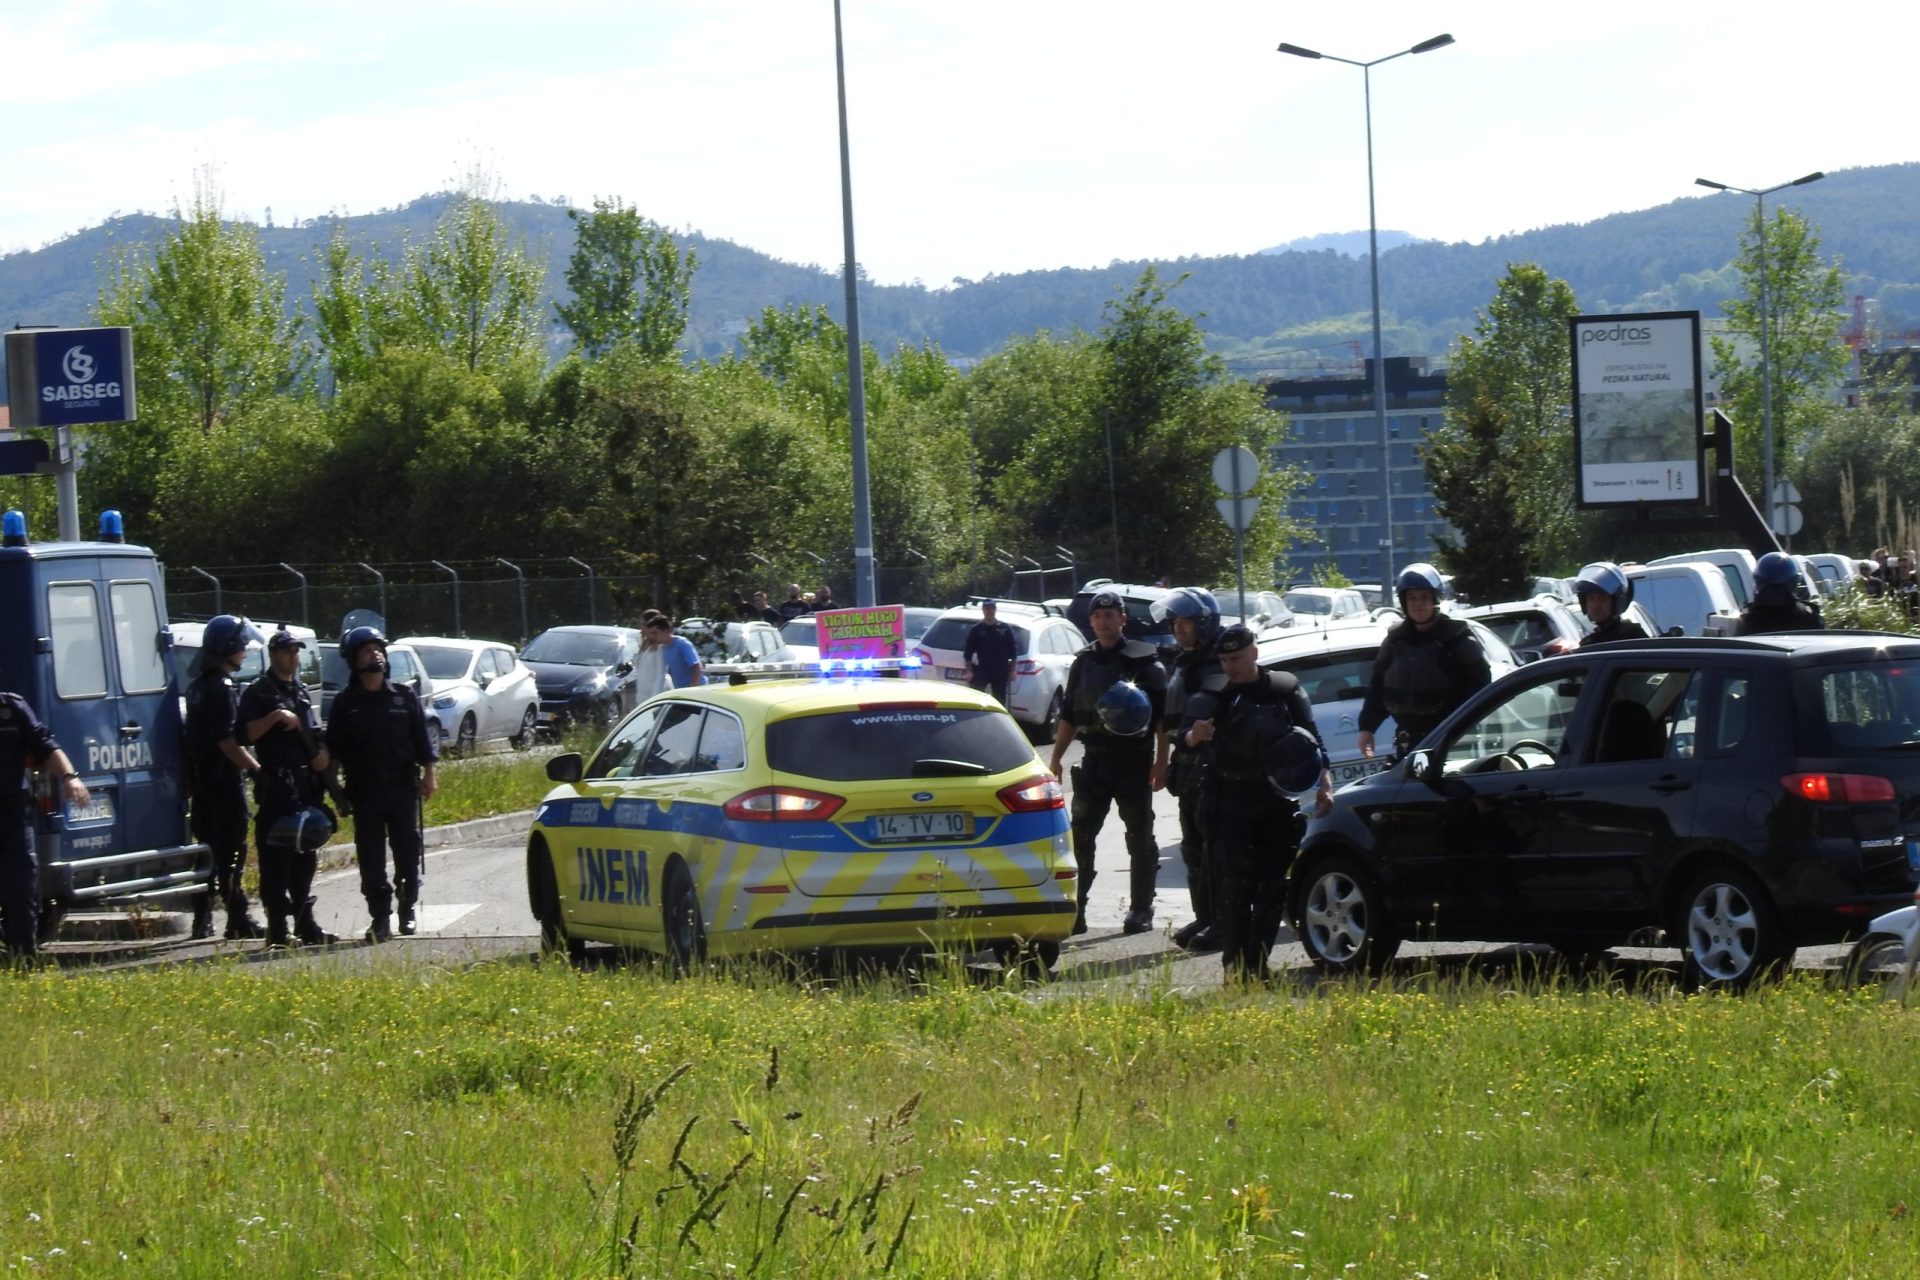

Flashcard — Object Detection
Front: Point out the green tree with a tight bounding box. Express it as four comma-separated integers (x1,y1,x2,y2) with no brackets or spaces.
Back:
556,197,697,360
1426,262,1582,600
310,227,405,396
393,184,547,376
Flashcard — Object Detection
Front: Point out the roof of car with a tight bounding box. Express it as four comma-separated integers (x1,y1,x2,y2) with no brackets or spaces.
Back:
663,674,1009,720
397,636,504,651
1536,631,1920,662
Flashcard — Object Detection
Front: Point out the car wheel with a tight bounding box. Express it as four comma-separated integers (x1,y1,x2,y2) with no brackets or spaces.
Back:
1295,854,1399,976
510,705,537,751
1843,931,1916,1000
663,860,705,977
1677,866,1792,991
425,718,444,759
1042,688,1065,736
992,938,1060,982
454,714,478,757
527,843,585,965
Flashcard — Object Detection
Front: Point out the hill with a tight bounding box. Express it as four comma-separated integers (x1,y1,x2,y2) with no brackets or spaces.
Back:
3,163,1918,392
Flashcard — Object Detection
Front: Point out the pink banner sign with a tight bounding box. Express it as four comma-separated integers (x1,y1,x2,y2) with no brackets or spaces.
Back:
816,605,906,659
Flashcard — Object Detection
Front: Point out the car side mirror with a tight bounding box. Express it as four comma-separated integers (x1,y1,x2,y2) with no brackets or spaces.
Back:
1406,749,1440,786
1666,626,1684,637
546,752,584,784
1516,648,1543,664
615,661,633,677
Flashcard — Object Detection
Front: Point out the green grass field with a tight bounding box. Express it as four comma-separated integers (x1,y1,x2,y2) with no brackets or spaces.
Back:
3,961,1917,1277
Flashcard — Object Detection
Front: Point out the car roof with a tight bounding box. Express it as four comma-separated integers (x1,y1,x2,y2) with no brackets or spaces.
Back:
660,675,1009,721
535,624,640,637
1460,596,1571,617
1533,631,1920,663
171,620,317,641
1257,619,1392,661
398,636,504,651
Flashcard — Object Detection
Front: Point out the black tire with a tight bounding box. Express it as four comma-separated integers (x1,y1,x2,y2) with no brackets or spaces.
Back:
1294,854,1400,976
510,705,537,751
1843,931,1917,999
1676,865,1792,991
454,714,478,757
992,938,1060,982
527,843,585,965
662,860,705,977
1042,688,1065,737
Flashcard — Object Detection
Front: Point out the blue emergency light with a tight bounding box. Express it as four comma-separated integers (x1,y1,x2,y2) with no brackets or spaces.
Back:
2,509,25,547
98,509,124,542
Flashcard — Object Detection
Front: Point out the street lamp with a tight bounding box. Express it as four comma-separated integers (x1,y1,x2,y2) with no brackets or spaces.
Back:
1279,33,1454,583
833,0,878,606
1694,171,1824,538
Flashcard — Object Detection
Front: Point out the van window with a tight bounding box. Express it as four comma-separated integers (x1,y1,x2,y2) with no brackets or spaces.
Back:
49,582,109,699
1634,576,1700,635
109,581,168,694
1715,565,1749,607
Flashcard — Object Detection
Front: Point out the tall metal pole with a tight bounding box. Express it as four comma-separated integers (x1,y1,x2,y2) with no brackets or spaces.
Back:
834,0,877,607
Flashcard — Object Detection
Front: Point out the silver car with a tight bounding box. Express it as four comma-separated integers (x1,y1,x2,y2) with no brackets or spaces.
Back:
400,637,541,754
912,603,1085,734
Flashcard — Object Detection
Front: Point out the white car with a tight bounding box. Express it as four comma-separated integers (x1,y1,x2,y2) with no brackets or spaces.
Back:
1283,587,1371,623
912,602,1087,735
677,618,794,667
1459,596,1591,662
400,636,541,754
778,607,945,664
170,620,321,726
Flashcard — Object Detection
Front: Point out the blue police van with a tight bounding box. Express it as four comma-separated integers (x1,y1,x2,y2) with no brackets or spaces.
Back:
1,515,209,937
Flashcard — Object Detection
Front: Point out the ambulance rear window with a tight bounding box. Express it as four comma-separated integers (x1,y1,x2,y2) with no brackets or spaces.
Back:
767,708,1035,782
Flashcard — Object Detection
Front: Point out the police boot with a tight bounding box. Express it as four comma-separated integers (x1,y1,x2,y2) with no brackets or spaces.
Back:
1172,920,1205,948
397,905,417,936
293,899,334,947
224,893,266,940
190,895,215,941
266,916,293,948
366,914,393,944
1122,907,1154,936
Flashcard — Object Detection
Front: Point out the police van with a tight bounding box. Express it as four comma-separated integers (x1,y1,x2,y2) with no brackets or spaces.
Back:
0,513,208,937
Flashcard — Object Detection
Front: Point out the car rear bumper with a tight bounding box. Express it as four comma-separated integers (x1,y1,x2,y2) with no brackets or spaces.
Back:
710,896,1076,955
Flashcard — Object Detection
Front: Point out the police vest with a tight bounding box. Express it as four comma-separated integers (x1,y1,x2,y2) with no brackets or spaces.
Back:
1166,647,1226,749
1203,672,1302,782
1381,622,1469,728
185,670,242,785
330,682,429,786
1071,639,1163,742
241,676,320,772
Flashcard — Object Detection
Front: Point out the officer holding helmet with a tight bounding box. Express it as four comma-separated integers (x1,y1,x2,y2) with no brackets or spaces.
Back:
183,615,268,940
327,626,439,942
0,691,89,961
238,628,334,947
1048,590,1169,935
1735,552,1825,635
1154,586,1228,952
1181,624,1333,981
1574,562,1649,647
1358,563,1491,760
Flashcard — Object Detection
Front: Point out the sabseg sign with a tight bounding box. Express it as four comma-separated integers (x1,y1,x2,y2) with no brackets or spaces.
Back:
4,326,137,428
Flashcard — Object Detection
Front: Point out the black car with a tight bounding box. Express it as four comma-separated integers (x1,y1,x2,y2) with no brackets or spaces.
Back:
1291,633,1920,987
521,625,644,733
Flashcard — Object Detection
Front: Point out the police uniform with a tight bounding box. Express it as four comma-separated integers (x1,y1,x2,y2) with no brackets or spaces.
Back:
327,673,437,938
1165,636,1226,943
1183,654,1325,980
963,613,1019,705
1059,633,1167,932
1358,615,1491,755
184,665,261,937
0,692,60,957
1580,616,1649,647
1734,588,1824,635
238,661,329,945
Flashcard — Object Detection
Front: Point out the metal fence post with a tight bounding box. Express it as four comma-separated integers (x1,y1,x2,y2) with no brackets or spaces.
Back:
567,556,597,625
187,565,221,616
276,562,309,628
497,557,528,646
431,560,461,636
357,562,388,625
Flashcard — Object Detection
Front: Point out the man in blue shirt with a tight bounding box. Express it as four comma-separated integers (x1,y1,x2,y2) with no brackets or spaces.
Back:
649,617,706,688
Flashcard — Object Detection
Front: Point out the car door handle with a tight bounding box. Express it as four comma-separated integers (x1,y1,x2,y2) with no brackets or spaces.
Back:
1500,786,1549,805
119,722,144,738
1649,777,1692,794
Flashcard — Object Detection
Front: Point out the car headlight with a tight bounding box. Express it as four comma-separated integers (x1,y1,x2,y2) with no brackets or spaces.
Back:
574,673,607,693
431,694,459,710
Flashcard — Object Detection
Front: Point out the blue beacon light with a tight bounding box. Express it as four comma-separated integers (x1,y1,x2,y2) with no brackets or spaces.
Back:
99,509,125,542
2,510,26,547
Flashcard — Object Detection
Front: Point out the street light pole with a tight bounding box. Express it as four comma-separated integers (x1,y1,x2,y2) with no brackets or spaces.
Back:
1694,171,1824,539
1279,33,1453,584
833,0,878,606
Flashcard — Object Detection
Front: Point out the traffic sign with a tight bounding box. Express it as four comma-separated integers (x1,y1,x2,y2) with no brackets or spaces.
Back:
1771,479,1802,507
1769,503,1804,537
1211,446,1261,496
1215,496,1260,532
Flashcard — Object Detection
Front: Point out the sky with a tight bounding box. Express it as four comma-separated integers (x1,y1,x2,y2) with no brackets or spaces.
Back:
1,0,1915,288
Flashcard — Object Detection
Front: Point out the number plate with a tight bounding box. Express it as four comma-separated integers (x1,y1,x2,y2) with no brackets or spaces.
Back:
941,666,969,681
67,793,115,824
1332,756,1392,787
871,811,972,842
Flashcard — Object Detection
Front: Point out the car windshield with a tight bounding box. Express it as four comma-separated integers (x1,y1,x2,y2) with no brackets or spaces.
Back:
523,631,623,665
1798,661,1920,753
781,617,818,645
1284,592,1332,615
767,707,1038,781
1476,612,1559,652
919,618,975,651
902,608,943,642
412,645,477,681
1267,651,1379,704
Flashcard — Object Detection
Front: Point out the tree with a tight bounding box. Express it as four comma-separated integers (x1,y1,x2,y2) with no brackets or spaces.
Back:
1425,262,1581,600
310,227,405,396
392,182,547,376
556,198,697,360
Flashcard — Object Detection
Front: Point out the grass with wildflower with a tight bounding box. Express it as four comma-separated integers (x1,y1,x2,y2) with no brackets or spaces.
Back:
1,962,1917,1277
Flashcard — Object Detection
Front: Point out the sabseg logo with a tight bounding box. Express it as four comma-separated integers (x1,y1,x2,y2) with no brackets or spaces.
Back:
42,343,121,404
62,346,96,384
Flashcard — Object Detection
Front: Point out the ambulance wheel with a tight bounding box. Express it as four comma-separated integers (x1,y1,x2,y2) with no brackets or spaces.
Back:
663,860,705,977
527,842,584,965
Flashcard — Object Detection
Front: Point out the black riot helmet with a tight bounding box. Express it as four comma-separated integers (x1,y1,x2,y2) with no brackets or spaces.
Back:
1095,680,1153,737
263,805,336,853
340,625,390,670
1265,726,1328,799
1151,587,1223,646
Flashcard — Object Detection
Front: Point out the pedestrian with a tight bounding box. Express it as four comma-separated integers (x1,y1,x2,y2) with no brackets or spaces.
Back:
238,628,335,947
1358,563,1492,760
1180,624,1334,981
750,591,782,624
1734,552,1825,635
814,585,835,611
1047,590,1169,935
963,600,1019,705
633,614,670,698
778,584,812,622
1154,587,1228,953
1901,552,1919,623
326,626,439,943
648,616,706,688
183,615,267,940
0,690,89,962
1573,562,1649,647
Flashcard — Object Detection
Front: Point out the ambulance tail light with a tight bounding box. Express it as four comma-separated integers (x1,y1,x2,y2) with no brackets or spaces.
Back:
1013,659,1044,676
724,786,845,822
997,774,1064,813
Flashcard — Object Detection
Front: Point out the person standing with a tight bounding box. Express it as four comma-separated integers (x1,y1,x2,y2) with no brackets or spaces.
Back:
749,591,783,625
814,585,836,612
1047,590,1168,936
1573,562,1650,647
963,600,1019,705
1180,625,1334,981
238,629,334,947
1153,587,1228,952
1734,552,1826,635
649,617,706,688
0,691,89,961
183,615,267,940
1358,564,1491,761
326,626,439,943
778,585,812,622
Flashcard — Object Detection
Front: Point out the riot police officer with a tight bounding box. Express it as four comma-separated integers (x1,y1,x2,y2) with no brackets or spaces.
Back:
0,691,89,961
238,628,334,947
1735,552,1825,635
183,615,267,940
1574,562,1650,647
1180,625,1333,981
1358,564,1491,760
1153,587,1227,952
1048,590,1168,935
326,626,439,942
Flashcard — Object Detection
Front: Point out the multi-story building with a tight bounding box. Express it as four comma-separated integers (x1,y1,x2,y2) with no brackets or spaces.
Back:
1264,356,1455,586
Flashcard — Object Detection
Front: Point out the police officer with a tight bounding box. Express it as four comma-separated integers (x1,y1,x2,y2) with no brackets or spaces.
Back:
1153,587,1228,952
963,600,1019,706
238,628,334,947
1735,551,1825,635
0,691,89,961
327,626,439,943
1047,590,1168,935
1574,562,1650,647
1181,625,1334,981
1358,564,1492,760
183,615,268,940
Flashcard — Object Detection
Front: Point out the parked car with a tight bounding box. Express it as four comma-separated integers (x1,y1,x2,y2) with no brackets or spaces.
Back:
400,637,541,754
1290,631,1920,987
316,638,434,735
913,601,1088,734
1063,580,1175,646
170,619,320,693
1648,548,1758,608
1626,562,1742,637
1460,597,1591,662
778,607,945,664
1282,586,1370,623
520,625,646,733
1212,587,1297,631
678,618,793,667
